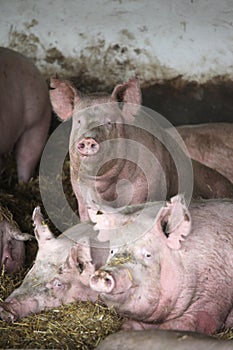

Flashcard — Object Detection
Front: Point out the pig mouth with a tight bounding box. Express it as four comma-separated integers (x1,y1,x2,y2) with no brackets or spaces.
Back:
100,285,137,299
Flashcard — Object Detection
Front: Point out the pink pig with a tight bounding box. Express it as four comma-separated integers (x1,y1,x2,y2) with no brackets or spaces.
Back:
50,78,233,222
0,207,108,322
0,47,51,182
90,195,233,335
177,122,233,183
0,211,31,273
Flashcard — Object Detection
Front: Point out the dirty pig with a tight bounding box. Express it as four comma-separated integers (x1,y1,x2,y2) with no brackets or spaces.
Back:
50,78,233,221
0,207,108,322
90,195,233,335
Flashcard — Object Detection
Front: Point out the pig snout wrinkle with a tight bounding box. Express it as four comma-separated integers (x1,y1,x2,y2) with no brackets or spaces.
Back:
77,138,99,156
90,271,115,293
0,303,18,322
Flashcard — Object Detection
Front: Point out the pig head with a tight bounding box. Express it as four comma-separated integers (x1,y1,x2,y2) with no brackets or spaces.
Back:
0,207,109,322
90,195,233,335
0,210,32,273
50,78,172,221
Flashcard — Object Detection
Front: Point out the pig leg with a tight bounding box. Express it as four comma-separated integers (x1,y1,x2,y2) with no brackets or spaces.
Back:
15,110,50,182
71,176,90,221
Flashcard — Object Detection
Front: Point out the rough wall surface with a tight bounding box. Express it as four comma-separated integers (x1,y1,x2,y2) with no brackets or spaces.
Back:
0,0,233,124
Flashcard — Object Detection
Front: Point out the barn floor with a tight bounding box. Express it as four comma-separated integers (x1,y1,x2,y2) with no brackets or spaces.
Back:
0,156,232,349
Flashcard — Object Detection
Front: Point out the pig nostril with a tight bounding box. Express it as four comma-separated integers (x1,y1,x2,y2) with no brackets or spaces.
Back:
105,277,112,287
91,143,96,148
91,275,99,284
78,143,85,149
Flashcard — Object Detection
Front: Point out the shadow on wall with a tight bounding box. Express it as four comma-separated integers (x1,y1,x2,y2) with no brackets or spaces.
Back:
142,76,233,126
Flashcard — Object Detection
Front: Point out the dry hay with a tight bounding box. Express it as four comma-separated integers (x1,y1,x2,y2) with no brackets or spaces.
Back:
0,270,122,349
0,155,232,349
0,156,123,349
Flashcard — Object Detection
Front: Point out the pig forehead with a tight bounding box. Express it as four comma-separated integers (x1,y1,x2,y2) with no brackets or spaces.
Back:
73,105,121,123
75,94,111,109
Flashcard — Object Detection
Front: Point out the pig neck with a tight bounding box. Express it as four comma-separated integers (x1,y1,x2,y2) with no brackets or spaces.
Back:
147,248,196,323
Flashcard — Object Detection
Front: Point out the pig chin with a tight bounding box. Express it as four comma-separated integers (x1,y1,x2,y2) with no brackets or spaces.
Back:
100,283,136,305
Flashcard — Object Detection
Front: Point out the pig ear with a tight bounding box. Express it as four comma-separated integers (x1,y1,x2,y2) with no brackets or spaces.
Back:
156,194,191,250
111,78,142,121
50,78,80,120
65,241,95,285
32,206,55,244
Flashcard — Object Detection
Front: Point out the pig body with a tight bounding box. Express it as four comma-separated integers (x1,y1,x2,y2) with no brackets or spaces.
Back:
0,207,31,273
90,195,233,335
177,123,233,183
50,78,233,221
0,207,108,321
96,330,233,350
0,47,51,182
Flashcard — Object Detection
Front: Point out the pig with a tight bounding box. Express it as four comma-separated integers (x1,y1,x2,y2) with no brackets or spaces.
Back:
0,47,51,182
90,195,233,335
177,123,233,183
50,78,233,222
0,207,108,322
0,206,32,273
96,329,233,350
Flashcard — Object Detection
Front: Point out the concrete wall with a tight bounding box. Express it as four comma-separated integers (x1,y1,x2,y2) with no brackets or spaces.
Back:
1,0,233,124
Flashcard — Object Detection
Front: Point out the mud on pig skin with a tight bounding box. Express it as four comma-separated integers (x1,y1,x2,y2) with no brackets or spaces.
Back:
50,77,233,222
0,207,32,273
0,207,109,322
96,329,233,350
0,47,51,182
90,195,233,335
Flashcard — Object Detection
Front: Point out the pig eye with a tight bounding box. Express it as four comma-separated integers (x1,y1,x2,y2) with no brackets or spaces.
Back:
78,262,84,273
106,120,113,128
141,248,152,259
50,278,64,289
110,248,118,256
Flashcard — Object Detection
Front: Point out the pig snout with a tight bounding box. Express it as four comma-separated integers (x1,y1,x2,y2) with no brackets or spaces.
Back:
90,268,133,295
0,298,39,322
90,271,115,293
77,138,99,156
0,302,18,322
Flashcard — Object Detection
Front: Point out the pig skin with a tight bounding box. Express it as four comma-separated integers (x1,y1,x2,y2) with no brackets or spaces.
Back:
0,47,51,182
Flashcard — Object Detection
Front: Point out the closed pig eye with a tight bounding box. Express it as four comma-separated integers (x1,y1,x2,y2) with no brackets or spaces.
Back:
141,247,152,260
47,278,66,290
